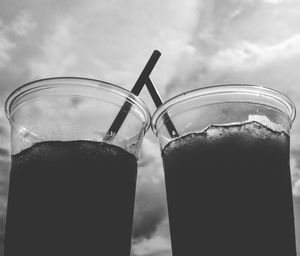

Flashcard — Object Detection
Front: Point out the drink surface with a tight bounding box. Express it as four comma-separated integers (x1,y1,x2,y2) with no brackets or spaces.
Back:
4,140,137,256
162,121,296,256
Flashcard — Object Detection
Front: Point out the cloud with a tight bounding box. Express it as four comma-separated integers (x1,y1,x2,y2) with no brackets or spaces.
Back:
0,159,9,242
264,0,284,3
0,112,10,163
133,137,168,239
133,181,167,239
264,0,297,3
0,216,6,246
27,18,77,78
0,32,15,69
293,197,300,253
0,149,9,159
294,179,300,196
0,160,9,197
0,10,39,101
25,0,199,91
138,137,164,183
0,10,36,70
291,152,300,196
163,0,300,95
132,235,171,256
209,34,300,71
8,10,36,36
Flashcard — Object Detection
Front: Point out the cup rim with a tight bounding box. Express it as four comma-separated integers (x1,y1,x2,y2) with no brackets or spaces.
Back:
151,84,296,135
5,76,151,132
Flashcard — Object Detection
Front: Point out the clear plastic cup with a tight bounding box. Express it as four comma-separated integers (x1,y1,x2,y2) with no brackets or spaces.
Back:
152,84,296,256
4,77,151,256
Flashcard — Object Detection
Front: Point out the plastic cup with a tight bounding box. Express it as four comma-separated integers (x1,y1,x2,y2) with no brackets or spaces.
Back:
4,77,151,256
151,84,296,256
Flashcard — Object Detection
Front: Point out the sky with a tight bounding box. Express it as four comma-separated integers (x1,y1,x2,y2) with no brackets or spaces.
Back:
0,0,300,255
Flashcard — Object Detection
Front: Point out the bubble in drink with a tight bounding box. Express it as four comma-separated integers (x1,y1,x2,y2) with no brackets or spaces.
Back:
162,121,296,256
4,140,137,256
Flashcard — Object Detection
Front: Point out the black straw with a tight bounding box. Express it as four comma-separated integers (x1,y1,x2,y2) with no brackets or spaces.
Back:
145,78,179,138
104,50,162,141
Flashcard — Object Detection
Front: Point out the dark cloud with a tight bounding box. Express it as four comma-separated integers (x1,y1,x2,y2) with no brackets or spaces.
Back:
291,150,300,197
0,216,5,256
132,251,171,256
132,137,168,240
0,215,5,241
0,159,9,256
0,149,8,158
0,127,6,136
132,180,167,239
292,150,300,167
0,160,9,192
293,196,300,253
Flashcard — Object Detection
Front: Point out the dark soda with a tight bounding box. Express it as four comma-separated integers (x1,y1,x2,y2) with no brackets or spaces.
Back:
162,121,296,256
4,140,137,256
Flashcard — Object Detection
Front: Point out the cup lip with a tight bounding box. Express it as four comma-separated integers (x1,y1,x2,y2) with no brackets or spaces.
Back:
151,84,296,135
5,76,152,132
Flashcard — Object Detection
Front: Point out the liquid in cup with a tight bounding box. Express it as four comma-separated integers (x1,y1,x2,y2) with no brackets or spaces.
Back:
4,78,151,256
152,85,297,256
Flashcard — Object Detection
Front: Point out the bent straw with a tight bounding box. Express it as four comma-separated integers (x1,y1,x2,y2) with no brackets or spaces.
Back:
104,50,162,141
145,78,179,138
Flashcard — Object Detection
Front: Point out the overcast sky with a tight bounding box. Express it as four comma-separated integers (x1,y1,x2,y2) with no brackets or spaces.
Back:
0,0,300,255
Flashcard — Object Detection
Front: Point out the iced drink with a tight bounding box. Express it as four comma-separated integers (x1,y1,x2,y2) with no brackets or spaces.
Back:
5,140,137,256
162,121,296,256
151,85,297,256
4,77,151,256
